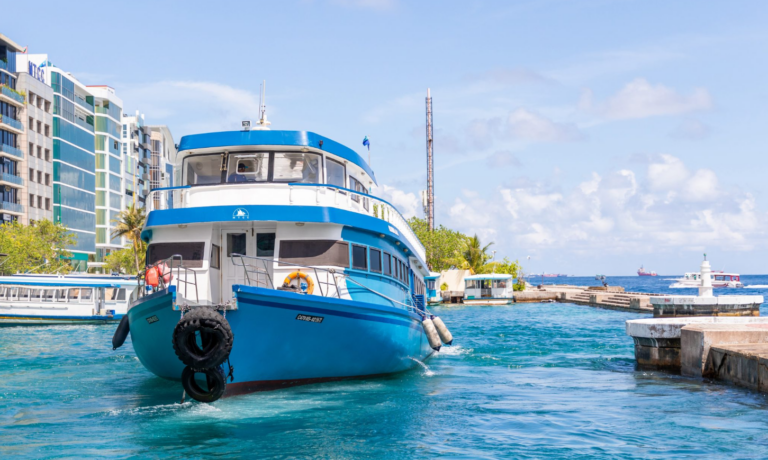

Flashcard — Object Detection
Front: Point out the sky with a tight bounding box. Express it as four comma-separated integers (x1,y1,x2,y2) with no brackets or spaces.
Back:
4,0,768,275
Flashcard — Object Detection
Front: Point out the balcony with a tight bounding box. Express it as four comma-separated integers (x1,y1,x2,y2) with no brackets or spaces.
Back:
0,201,23,214
74,116,94,133
74,96,94,112
0,143,23,159
0,114,23,132
0,172,23,186
0,60,6,71
0,85,25,105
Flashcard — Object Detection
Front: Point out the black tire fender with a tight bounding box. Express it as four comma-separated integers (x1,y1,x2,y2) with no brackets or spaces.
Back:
172,308,233,369
181,366,227,403
112,315,130,350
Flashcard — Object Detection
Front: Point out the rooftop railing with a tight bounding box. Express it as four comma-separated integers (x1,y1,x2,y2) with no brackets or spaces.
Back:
0,172,23,186
0,114,23,131
0,143,23,159
147,182,427,262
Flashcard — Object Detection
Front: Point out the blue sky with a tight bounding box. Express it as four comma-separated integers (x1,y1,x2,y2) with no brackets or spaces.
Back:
5,0,768,275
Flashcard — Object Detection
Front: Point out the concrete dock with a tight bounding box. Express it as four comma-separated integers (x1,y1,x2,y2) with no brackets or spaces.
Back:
529,285,657,313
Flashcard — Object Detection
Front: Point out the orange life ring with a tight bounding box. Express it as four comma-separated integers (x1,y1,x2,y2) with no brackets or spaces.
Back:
282,271,315,294
157,262,172,284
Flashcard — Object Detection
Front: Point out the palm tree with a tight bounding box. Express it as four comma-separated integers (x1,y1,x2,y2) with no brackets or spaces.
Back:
111,204,147,274
460,234,494,274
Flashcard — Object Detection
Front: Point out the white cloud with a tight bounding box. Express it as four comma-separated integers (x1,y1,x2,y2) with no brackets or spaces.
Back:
581,78,712,120
486,151,521,168
670,119,711,140
118,81,261,137
378,184,419,219
440,155,766,258
467,108,583,148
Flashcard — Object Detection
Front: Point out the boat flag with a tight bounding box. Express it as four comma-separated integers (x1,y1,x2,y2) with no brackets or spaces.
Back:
362,136,370,150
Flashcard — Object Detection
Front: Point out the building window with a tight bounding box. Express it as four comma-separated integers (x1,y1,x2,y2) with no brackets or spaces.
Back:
28,168,33,181
28,143,33,157
45,198,50,210
28,117,33,130
370,248,382,273
37,146,42,158
44,124,50,137
37,196,42,209
45,149,50,162
45,173,50,186
351,244,367,271
37,97,43,109
36,120,41,134
28,194,34,208
29,92,35,106
37,171,42,183
45,100,51,113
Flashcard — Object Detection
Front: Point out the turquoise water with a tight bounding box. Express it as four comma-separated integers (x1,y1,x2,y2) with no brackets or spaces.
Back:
3,297,768,458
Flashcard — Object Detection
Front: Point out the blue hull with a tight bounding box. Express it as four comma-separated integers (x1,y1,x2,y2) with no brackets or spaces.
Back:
127,285,433,395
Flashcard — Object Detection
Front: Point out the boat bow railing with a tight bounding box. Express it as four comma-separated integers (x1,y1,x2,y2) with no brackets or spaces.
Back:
147,183,426,262
230,254,421,315
138,254,199,302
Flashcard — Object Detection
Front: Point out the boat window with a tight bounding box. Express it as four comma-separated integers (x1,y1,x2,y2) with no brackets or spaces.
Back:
210,244,221,269
326,158,346,188
18,288,29,301
427,279,435,290
30,289,42,301
80,289,93,302
226,153,269,183
273,152,322,183
370,249,382,273
69,289,80,301
7,287,18,301
226,234,247,258
105,288,118,301
393,257,399,279
351,245,367,270
382,252,392,276
349,176,369,210
0,287,5,300
116,289,126,301
257,233,276,257
147,242,205,269
278,240,349,267
43,289,55,302
56,288,68,302
183,154,224,185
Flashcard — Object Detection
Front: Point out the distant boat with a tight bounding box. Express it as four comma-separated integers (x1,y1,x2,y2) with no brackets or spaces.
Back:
671,271,743,289
637,265,657,277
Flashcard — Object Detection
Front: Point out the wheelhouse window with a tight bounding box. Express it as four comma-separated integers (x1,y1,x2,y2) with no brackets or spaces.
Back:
382,252,392,276
79,289,93,302
257,233,276,257
349,176,369,210
352,245,368,270
279,240,349,267
210,244,221,269
226,153,268,183
370,248,382,273
327,158,346,188
183,154,223,185
147,242,206,268
273,152,322,183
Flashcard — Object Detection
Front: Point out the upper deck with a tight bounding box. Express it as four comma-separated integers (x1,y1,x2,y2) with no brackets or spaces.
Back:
146,130,426,262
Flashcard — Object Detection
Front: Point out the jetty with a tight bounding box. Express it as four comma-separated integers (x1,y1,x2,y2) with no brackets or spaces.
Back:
518,285,659,313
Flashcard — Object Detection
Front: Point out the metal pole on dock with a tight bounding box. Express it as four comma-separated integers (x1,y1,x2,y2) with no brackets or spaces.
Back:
426,88,434,231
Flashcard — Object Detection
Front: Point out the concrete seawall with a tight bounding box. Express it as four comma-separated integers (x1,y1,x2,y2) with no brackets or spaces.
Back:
531,285,656,313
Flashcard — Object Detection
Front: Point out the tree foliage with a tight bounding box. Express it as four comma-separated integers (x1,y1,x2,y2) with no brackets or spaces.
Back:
407,217,468,272
105,247,141,274
0,220,76,275
111,204,147,274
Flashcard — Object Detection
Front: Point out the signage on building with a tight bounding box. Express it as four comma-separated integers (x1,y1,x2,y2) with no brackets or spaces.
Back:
28,62,45,83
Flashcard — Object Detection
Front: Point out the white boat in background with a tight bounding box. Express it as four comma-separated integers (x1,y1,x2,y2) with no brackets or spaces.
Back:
0,274,139,325
670,271,743,289
463,274,514,305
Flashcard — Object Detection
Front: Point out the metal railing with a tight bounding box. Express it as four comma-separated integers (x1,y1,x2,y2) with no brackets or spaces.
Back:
230,254,422,315
74,96,94,112
0,201,23,213
0,85,24,104
138,254,199,302
146,182,427,262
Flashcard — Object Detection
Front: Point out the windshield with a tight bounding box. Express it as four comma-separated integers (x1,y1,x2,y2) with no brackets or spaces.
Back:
183,154,222,185
226,153,269,183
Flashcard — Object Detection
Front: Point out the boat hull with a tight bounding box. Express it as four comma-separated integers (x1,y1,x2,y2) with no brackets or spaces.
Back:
0,313,123,326
463,298,512,306
127,285,433,395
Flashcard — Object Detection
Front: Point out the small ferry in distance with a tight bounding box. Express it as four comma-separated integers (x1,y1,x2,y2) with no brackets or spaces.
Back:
463,274,514,305
116,99,452,402
670,271,744,289
0,274,138,325
637,265,657,277
425,274,442,306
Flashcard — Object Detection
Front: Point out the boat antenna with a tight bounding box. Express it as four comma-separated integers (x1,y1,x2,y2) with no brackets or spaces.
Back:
255,80,271,130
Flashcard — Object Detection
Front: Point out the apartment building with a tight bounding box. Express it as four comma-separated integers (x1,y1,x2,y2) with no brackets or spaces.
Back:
16,55,54,224
0,34,25,223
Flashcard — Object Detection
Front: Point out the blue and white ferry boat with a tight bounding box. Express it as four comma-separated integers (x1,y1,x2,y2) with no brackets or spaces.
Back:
0,274,138,325
118,116,452,402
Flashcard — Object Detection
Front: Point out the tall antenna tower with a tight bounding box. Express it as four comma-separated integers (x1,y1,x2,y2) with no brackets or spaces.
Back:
426,88,434,231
